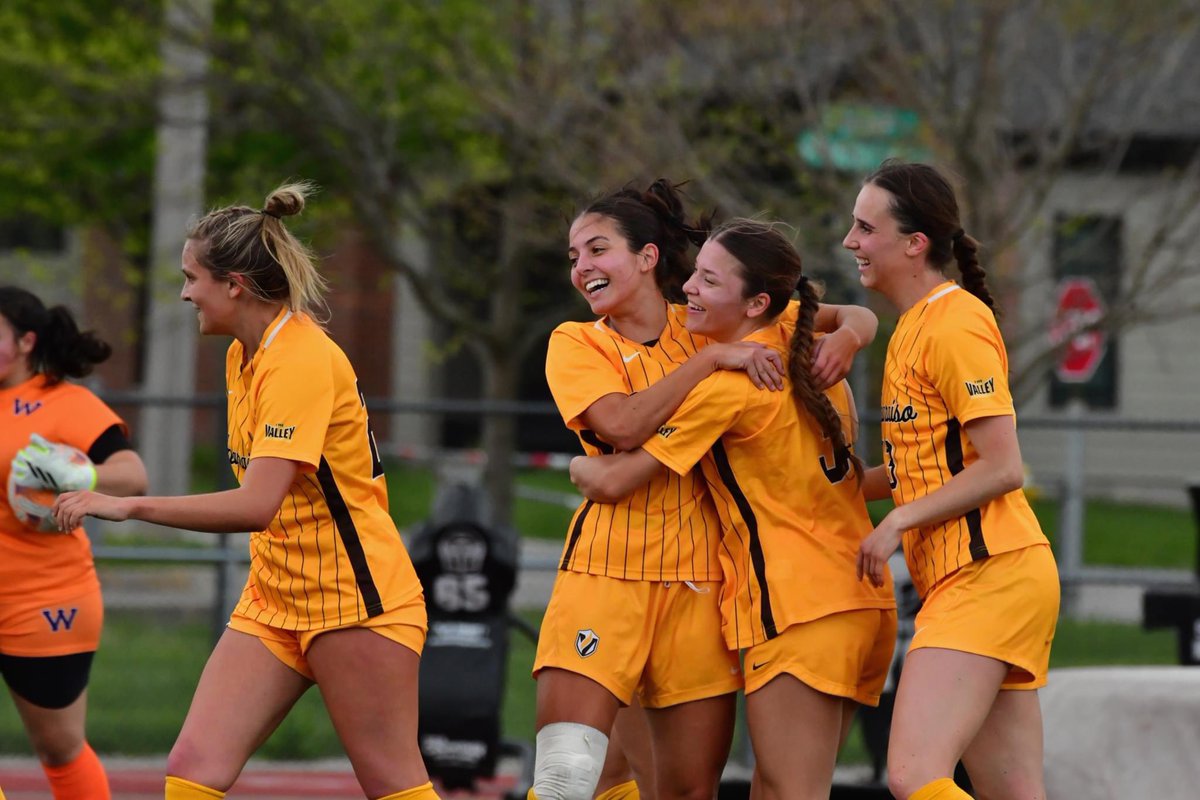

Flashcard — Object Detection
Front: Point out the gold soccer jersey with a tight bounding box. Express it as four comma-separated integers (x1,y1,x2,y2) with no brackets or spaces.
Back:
225,309,421,629
881,282,1048,597
546,303,722,582
640,322,894,649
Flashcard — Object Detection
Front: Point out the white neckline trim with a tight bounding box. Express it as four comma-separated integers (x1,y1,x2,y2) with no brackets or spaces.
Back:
263,311,294,349
926,284,960,304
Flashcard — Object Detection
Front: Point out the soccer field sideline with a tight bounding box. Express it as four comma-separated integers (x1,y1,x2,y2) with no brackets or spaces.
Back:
0,757,880,800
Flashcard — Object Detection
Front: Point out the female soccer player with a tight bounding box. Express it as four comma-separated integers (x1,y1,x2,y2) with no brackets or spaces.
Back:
54,185,438,800
567,220,897,800
533,181,878,800
843,160,1059,800
1,286,148,800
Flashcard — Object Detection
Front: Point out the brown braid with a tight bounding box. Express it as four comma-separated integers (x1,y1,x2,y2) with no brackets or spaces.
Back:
791,277,864,483
952,233,998,315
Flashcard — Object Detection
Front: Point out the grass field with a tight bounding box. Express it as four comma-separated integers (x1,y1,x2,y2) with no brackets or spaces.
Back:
0,610,1180,761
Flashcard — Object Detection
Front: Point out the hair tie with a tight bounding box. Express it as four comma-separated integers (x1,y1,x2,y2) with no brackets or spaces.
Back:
796,274,808,292
261,209,281,220
951,228,965,241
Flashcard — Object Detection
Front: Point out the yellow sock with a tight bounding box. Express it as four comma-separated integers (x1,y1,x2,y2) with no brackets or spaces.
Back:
595,779,640,800
376,780,441,800
528,789,538,800
165,775,226,799
908,777,972,800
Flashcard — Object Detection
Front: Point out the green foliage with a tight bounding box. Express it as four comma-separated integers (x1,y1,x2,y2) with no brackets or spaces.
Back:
0,1,159,226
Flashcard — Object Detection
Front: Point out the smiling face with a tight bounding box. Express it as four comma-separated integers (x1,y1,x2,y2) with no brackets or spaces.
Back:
567,212,659,317
180,239,237,337
0,312,34,389
843,182,914,296
682,238,766,342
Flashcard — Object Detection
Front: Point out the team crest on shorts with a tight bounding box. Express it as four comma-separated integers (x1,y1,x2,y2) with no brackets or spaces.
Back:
575,628,600,658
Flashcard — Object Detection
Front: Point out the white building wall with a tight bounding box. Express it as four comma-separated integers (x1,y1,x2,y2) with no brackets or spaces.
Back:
1016,173,1200,507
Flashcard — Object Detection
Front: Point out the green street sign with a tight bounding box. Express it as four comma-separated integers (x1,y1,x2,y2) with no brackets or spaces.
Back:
797,104,932,172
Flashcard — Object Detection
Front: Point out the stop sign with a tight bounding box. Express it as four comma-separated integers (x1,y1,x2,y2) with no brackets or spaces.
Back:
1049,277,1107,383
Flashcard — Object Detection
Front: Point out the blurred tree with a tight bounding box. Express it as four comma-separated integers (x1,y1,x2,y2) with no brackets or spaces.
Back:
847,0,1200,401
187,0,871,524
6,0,1199,522
0,0,159,288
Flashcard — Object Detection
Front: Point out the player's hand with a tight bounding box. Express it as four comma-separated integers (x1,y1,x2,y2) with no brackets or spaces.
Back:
12,433,96,492
857,513,904,588
811,328,862,390
53,490,130,531
568,455,599,495
705,342,785,391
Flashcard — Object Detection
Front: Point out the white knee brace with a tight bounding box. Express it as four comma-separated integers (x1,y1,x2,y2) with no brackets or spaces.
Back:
531,722,610,800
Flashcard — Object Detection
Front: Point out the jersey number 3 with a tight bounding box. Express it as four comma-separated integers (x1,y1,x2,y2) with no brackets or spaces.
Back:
883,440,899,489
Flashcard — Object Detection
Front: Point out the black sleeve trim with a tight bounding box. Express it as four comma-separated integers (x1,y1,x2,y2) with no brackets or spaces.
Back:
87,424,132,465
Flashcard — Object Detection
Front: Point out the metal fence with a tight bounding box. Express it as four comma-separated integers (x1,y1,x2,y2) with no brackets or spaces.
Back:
84,392,1200,640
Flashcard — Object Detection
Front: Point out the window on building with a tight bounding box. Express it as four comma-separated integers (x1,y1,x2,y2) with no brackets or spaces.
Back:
1048,213,1120,409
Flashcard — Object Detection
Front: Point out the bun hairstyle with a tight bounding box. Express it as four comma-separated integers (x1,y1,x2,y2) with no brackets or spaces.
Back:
582,179,713,303
186,181,329,321
864,159,996,314
709,219,863,482
0,286,111,385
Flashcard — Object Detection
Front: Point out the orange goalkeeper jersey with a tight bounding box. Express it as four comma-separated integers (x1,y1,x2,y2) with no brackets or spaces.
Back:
0,376,123,602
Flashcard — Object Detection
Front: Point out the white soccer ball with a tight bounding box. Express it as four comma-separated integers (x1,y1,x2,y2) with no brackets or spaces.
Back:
7,443,92,533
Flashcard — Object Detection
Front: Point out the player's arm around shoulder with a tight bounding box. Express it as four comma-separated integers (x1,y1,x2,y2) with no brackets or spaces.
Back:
569,450,663,504
811,302,877,388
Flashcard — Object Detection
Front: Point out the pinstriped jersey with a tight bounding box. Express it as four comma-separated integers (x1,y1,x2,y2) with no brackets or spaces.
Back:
226,308,422,630
0,376,123,602
546,303,722,581
881,282,1048,598
640,323,894,649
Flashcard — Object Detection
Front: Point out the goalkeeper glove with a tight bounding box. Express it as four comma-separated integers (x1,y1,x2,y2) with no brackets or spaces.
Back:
10,433,97,492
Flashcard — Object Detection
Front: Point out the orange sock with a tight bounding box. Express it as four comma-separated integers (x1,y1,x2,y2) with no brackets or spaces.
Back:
43,742,110,800
908,777,972,800
376,781,441,800
164,775,226,799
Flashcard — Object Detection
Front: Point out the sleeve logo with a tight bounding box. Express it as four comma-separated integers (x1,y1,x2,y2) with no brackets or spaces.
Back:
657,425,677,439
264,423,297,440
964,377,995,397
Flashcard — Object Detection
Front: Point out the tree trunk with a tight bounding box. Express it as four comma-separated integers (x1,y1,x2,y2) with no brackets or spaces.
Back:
481,349,520,528
140,0,212,498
